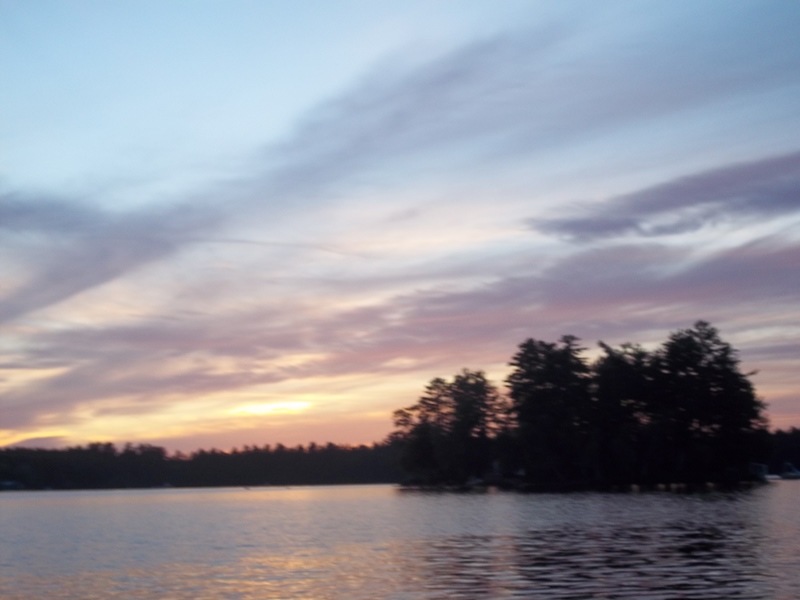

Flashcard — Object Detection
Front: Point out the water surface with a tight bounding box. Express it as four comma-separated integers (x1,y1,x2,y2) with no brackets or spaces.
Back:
2,482,799,598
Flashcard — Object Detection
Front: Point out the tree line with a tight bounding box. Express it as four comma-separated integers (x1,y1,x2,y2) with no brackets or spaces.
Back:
391,322,773,488
0,441,402,490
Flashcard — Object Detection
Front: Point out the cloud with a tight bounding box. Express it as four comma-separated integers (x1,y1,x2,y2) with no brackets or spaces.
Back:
532,151,800,240
0,352,275,429
319,236,800,369
258,7,800,200
4,6,798,324
0,194,103,235
4,234,798,434
4,436,68,450
0,193,224,324
746,343,800,363
0,311,295,428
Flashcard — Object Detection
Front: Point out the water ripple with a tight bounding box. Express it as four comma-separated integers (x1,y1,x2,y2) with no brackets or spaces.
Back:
2,484,800,598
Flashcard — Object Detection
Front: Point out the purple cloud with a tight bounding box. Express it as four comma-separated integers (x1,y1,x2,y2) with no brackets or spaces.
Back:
533,151,800,240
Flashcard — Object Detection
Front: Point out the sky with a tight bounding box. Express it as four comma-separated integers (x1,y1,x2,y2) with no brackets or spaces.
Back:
1,1,799,452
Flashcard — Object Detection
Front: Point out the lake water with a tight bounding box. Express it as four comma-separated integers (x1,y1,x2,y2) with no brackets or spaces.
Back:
1,482,799,599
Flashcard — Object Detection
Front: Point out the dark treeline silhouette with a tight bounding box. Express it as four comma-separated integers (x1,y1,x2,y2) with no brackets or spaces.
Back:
768,428,800,474
391,322,774,489
0,441,403,490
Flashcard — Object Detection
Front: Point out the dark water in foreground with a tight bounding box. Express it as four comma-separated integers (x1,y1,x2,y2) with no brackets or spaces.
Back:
1,482,799,599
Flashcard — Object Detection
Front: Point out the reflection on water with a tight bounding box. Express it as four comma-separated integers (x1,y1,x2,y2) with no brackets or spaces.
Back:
413,523,764,599
1,483,799,599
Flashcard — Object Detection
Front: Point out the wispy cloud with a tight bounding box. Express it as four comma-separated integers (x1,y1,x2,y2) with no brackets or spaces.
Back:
532,151,800,241
0,193,223,324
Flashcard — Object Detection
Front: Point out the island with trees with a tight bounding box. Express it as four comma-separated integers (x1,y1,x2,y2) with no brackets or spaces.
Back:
391,321,772,489
2,322,799,491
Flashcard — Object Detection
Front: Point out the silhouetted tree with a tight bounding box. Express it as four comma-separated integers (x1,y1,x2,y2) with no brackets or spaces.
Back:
649,321,768,483
590,342,654,484
506,335,592,485
392,369,505,484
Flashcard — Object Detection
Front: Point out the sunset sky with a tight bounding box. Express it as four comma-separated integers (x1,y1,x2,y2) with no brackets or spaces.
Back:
2,1,799,452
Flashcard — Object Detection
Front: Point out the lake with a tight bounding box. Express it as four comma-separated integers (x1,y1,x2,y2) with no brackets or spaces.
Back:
1,482,799,599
